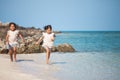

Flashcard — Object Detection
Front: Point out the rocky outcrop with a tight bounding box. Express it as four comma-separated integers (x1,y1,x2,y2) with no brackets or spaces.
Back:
0,42,75,54
16,43,75,54
0,22,74,54
16,44,45,54
0,28,75,54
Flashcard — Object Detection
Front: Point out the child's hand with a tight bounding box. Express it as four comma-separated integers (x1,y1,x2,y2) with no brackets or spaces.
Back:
22,39,25,43
35,42,39,45
6,41,9,45
51,35,54,41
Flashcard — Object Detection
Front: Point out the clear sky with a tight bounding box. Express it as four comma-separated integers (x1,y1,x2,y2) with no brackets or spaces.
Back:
0,0,120,31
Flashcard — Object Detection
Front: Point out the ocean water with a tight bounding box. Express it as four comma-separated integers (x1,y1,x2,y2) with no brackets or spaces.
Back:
54,31,120,53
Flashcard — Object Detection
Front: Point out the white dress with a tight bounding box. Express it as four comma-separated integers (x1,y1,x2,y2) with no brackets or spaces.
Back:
7,30,19,49
42,32,55,48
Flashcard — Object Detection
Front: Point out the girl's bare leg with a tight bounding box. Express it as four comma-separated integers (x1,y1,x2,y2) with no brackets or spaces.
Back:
45,47,50,64
9,49,13,62
13,47,17,62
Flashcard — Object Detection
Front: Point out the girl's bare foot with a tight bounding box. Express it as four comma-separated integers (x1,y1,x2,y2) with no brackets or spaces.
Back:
10,59,13,62
14,59,17,62
46,60,49,64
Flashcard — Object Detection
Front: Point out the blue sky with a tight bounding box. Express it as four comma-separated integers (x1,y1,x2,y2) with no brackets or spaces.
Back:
0,0,120,31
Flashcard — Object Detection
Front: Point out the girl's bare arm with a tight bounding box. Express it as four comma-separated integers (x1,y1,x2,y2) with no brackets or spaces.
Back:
6,34,9,43
18,32,25,43
36,36,44,44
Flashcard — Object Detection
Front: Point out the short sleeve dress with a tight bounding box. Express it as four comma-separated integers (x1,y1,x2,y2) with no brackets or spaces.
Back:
42,32,55,48
7,30,19,48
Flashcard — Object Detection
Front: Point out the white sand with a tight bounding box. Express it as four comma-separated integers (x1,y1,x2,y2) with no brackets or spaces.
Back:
0,52,120,80
0,54,41,80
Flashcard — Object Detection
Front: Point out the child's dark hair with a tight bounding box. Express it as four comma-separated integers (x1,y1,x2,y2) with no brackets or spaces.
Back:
9,22,17,28
44,25,52,30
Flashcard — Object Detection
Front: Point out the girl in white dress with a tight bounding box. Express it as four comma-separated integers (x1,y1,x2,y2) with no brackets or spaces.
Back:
36,25,55,64
6,22,25,62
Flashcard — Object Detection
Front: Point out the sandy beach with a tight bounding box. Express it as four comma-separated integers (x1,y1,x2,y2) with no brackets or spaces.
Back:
0,54,41,80
0,52,120,80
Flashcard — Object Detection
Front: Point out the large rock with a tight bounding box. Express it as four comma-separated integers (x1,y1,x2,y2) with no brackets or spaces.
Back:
0,43,75,54
0,49,9,54
51,46,58,52
17,44,45,54
57,43,75,52
0,39,8,54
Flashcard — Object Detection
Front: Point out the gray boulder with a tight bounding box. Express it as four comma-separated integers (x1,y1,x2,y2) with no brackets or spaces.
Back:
17,43,45,54
57,43,75,52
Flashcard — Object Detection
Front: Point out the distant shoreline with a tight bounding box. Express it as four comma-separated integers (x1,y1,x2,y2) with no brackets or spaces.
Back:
61,30,120,32
61,31,120,33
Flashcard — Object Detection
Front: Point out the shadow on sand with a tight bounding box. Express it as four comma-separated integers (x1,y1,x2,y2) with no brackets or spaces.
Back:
16,59,34,62
50,62,67,65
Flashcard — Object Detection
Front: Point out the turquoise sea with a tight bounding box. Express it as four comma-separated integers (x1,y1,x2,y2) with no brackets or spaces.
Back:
55,31,120,53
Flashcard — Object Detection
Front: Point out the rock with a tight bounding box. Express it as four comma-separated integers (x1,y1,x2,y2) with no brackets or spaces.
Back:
0,22,75,54
0,39,8,54
0,43,75,54
51,46,58,52
0,33,75,54
57,43,75,52
0,49,9,54
16,43,75,54
17,43,44,54
24,44,40,53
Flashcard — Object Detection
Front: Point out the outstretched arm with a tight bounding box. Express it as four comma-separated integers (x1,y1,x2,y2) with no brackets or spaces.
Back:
18,32,25,43
6,34,9,44
36,36,44,44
